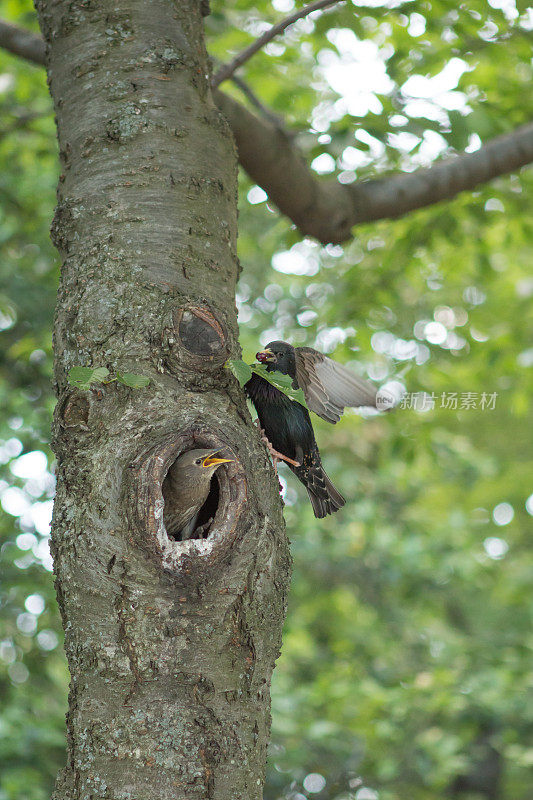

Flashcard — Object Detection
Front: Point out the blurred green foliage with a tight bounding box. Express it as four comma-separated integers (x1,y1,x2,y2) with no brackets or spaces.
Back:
1,1,532,799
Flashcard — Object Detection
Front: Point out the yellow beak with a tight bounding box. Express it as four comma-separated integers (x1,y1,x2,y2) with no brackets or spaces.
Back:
202,451,233,468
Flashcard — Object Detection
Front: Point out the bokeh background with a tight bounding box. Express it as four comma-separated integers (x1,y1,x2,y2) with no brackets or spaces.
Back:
1,1,532,799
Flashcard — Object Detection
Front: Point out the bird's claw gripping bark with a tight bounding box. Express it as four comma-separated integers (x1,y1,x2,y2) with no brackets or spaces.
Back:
254,419,301,473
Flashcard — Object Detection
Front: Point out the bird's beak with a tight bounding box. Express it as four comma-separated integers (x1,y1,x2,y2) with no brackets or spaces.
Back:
202,450,233,468
256,348,276,363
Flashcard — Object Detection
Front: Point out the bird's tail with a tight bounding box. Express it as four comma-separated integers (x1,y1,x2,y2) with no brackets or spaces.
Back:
291,449,345,518
307,472,345,519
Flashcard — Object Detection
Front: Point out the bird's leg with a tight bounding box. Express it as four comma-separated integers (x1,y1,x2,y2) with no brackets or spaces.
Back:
254,419,301,470
262,439,301,470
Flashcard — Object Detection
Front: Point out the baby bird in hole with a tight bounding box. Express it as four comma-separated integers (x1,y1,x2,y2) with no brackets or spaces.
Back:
162,448,232,540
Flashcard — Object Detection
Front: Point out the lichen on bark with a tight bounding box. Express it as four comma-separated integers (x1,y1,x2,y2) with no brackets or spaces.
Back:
34,1,291,797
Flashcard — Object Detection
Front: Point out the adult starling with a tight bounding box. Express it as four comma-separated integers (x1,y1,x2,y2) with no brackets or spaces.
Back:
162,448,232,540
245,341,377,518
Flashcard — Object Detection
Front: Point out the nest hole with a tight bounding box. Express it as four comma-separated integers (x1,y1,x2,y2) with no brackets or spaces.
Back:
128,429,247,569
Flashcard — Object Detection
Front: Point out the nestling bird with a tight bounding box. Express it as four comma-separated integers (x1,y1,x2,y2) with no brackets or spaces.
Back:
245,341,377,518
162,448,233,540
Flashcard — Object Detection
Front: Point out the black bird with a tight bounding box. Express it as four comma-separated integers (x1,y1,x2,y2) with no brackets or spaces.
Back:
245,341,377,518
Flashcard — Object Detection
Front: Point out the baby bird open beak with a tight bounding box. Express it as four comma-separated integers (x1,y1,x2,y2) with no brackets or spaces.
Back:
202,450,233,468
256,348,276,363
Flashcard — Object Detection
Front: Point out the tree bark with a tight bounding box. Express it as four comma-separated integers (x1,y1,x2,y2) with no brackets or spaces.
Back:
34,1,290,798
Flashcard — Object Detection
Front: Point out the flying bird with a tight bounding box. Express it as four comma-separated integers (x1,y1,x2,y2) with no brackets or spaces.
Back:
245,340,377,518
163,448,233,540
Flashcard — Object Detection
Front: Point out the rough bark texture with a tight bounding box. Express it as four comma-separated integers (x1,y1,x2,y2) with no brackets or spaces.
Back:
34,1,290,798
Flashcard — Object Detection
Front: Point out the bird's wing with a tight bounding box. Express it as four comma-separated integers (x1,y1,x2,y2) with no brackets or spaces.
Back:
180,512,200,541
295,347,377,423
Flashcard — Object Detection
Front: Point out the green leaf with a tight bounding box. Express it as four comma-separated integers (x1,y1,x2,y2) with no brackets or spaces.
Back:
91,367,111,383
251,363,309,410
116,372,151,389
67,366,94,385
226,360,309,409
67,366,109,388
226,358,253,387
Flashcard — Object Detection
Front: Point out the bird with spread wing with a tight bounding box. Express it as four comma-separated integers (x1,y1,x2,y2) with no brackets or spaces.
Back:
245,340,378,518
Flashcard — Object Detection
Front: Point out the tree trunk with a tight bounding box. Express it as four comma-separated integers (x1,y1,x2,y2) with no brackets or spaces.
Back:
34,1,291,798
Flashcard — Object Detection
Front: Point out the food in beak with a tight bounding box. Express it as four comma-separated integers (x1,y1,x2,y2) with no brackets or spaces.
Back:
256,349,275,363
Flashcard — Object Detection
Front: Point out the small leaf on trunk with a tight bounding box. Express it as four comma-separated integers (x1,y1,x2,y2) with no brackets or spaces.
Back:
68,366,109,388
116,372,151,388
226,359,253,386
91,367,111,382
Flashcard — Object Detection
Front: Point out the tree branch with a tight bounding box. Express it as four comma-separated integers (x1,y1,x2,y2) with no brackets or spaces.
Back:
346,123,533,227
214,90,354,243
216,90,533,243
211,0,344,89
228,73,286,131
0,19,45,65
211,55,287,131
2,18,533,245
